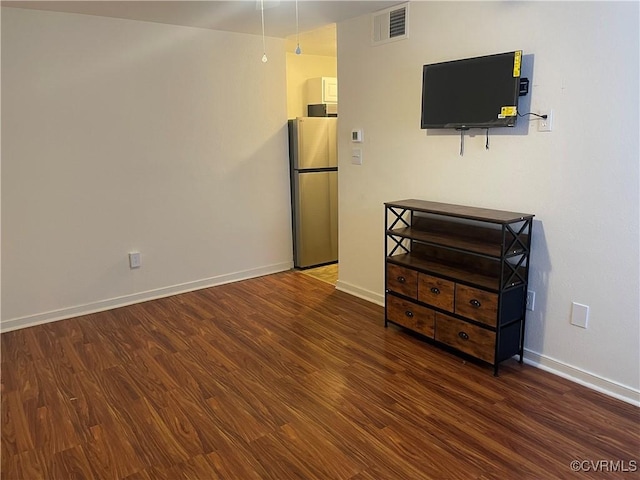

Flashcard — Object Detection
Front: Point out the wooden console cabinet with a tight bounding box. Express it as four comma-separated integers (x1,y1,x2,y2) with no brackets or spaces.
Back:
384,199,534,375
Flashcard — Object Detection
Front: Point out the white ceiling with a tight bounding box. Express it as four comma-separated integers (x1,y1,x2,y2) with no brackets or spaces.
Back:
2,1,400,56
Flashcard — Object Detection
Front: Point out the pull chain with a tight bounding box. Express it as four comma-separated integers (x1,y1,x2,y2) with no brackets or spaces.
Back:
260,0,267,62
295,0,302,54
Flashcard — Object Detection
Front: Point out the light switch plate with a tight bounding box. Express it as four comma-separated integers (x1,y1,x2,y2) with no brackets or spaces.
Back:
351,148,362,165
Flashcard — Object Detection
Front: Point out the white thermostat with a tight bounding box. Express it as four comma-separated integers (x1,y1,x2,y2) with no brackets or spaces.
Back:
351,129,363,143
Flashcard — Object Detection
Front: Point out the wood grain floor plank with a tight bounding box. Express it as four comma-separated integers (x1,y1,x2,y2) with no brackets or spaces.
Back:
155,394,208,459
52,444,97,480
149,350,217,403
160,388,239,455
112,395,191,469
204,395,274,443
73,337,122,373
215,369,294,430
245,431,333,480
203,444,269,480
120,351,174,411
3,448,48,480
2,271,638,479
82,423,143,480
269,420,364,479
180,331,242,374
2,390,35,456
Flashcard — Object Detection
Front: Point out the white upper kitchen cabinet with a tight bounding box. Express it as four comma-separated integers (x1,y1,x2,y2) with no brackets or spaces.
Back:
306,77,338,104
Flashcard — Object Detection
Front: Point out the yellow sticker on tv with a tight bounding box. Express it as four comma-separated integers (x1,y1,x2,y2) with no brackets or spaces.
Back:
513,51,522,77
501,106,517,117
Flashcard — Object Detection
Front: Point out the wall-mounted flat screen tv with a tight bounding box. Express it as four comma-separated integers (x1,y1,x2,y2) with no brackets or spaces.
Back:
421,51,522,129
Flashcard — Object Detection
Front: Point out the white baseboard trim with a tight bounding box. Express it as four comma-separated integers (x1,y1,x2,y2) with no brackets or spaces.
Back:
523,348,640,407
334,284,639,406
335,280,384,306
1,261,293,333
5,271,638,407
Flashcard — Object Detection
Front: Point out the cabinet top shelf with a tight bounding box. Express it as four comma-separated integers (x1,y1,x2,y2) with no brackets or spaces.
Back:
385,199,534,224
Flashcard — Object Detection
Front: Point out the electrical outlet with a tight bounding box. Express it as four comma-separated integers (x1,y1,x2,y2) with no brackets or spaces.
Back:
129,252,141,269
526,290,536,311
538,109,553,132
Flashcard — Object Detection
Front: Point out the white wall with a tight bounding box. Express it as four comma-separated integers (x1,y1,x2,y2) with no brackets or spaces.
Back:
1,8,293,329
336,1,639,403
285,52,337,119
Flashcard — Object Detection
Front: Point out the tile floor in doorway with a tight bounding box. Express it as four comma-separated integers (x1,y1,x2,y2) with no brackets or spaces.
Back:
299,263,338,285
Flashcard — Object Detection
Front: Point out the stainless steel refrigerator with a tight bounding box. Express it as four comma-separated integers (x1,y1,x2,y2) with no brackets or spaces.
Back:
288,117,338,268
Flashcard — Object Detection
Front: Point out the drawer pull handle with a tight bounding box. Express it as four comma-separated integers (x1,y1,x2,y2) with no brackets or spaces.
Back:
458,331,469,341
405,310,414,318
430,287,440,295
469,299,482,308
397,276,406,284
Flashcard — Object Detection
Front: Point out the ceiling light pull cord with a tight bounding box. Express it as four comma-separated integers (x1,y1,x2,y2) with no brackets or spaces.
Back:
261,0,267,62
295,0,302,54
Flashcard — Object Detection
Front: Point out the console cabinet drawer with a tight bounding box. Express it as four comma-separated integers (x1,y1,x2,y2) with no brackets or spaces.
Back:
455,284,498,327
435,313,495,363
386,264,418,299
418,274,455,312
386,295,435,338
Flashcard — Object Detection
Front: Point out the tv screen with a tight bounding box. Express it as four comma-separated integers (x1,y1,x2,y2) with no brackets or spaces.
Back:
421,51,522,129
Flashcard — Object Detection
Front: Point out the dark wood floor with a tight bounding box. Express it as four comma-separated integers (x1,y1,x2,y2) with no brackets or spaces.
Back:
2,271,638,479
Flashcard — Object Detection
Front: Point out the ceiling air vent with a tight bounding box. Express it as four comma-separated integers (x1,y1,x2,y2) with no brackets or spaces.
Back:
372,3,409,46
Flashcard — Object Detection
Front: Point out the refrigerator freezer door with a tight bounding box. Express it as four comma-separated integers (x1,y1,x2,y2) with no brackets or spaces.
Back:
293,170,338,268
292,117,337,170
